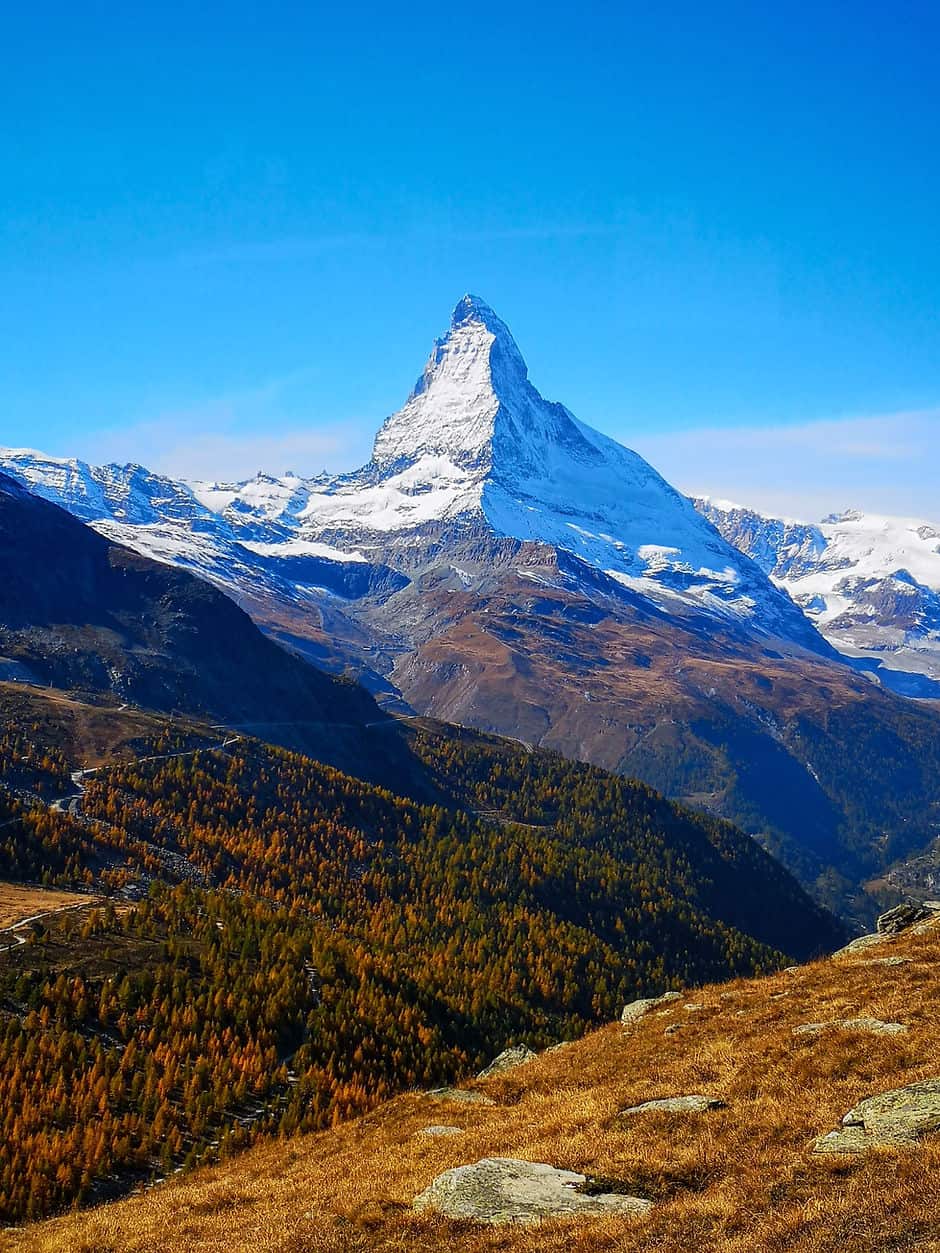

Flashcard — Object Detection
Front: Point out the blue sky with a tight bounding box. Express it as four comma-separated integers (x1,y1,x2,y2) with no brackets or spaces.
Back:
2,1,938,518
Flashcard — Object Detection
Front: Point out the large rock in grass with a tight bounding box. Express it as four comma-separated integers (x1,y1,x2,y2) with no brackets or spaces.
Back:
413,1157,652,1224
617,1094,726,1117
876,903,936,934
831,932,890,958
813,1080,940,1154
426,1086,495,1105
620,991,681,1025
476,1044,536,1079
793,1017,908,1038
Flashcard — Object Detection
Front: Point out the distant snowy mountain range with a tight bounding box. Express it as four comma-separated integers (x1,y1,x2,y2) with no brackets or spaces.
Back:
1,294,822,654
695,499,940,694
7,295,940,920
3,294,936,697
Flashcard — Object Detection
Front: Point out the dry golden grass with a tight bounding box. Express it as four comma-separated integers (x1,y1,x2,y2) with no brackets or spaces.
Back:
0,881,94,929
0,682,202,768
6,924,940,1252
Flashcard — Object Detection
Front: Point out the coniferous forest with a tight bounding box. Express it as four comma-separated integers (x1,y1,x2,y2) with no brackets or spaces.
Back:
0,712,845,1223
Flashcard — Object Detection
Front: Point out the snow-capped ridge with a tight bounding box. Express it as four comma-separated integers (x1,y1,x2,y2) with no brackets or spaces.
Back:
0,296,830,648
697,497,940,686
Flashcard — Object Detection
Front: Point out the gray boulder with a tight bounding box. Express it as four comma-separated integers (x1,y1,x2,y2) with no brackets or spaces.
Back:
476,1044,537,1079
793,1017,908,1037
617,1094,725,1117
831,932,889,958
812,1125,871,1155
877,903,934,934
621,991,682,1025
413,1157,652,1224
426,1087,495,1106
417,1125,464,1137
813,1079,940,1154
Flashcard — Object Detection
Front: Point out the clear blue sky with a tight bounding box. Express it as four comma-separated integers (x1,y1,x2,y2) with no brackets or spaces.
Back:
2,1,938,516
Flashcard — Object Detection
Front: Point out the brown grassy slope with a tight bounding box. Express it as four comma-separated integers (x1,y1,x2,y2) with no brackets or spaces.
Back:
0,882,93,928
0,682,197,768
8,922,940,1252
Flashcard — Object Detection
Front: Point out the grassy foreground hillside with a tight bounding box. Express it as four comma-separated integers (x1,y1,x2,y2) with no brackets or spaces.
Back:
9,916,940,1252
0,684,845,1224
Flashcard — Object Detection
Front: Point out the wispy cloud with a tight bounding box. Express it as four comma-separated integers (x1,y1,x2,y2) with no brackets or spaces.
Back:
628,409,939,521
166,223,621,269
83,370,375,481
126,426,362,482
82,383,938,519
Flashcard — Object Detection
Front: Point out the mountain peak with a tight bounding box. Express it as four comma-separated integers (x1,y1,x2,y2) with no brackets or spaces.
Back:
448,294,529,380
0,295,830,648
452,291,493,321
370,295,531,472
451,292,504,330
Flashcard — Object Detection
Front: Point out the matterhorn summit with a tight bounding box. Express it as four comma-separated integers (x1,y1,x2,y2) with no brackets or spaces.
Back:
0,295,821,644
370,294,529,473
278,295,810,635
369,294,613,486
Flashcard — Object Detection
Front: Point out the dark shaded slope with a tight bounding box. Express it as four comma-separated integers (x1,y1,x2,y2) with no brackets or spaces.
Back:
0,474,377,743
407,725,847,962
379,548,940,926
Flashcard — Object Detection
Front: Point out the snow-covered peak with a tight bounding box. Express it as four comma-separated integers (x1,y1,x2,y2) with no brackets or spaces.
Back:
370,295,635,488
371,294,530,473
0,297,828,646
288,298,818,637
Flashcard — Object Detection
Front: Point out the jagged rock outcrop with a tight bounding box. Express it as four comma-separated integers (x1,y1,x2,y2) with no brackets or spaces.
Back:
834,902,940,958
877,902,937,934
412,1157,652,1224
